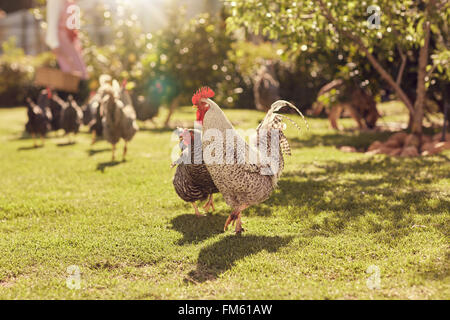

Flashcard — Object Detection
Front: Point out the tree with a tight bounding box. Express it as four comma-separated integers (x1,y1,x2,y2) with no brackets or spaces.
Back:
225,0,449,135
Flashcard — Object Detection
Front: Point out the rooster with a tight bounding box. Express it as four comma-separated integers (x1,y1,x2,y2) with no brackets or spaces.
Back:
172,128,219,216
192,87,305,234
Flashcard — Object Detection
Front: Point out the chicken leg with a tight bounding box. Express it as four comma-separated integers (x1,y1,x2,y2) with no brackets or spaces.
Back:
122,141,128,162
32,133,37,148
192,202,205,217
234,212,244,234
224,204,248,234
91,131,97,145
111,144,116,161
203,194,215,212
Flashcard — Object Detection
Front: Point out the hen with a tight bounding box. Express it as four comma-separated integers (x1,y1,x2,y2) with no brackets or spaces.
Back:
192,87,305,234
83,92,103,144
37,89,64,133
101,81,139,161
61,95,83,143
25,97,52,147
172,128,219,216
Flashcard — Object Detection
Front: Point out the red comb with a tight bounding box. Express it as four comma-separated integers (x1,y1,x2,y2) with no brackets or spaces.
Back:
46,87,52,99
192,86,215,105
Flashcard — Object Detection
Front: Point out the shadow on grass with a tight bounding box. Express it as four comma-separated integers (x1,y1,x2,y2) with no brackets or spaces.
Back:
291,130,392,150
17,145,44,151
139,127,175,133
186,235,293,283
170,213,228,245
96,160,122,172
10,130,65,142
87,148,111,156
56,141,76,147
264,156,450,239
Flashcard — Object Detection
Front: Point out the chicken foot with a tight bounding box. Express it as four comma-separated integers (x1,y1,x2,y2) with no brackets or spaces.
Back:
192,202,205,217
203,194,215,212
224,205,248,234
234,212,244,235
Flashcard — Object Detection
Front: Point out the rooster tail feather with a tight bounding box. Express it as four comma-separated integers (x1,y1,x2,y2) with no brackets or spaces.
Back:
279,130,291,156
257,100,309,131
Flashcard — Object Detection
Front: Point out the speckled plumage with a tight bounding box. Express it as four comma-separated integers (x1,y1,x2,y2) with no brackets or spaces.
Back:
201,99,297,210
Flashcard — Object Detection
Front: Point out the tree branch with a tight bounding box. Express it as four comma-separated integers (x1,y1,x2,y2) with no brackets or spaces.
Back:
396,45,407,86
316,0,415,114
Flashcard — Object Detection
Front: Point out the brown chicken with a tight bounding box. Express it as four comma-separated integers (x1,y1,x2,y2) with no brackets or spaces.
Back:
25,97,52,147
192,87,305,234
172,128,219,216
101,80,139,161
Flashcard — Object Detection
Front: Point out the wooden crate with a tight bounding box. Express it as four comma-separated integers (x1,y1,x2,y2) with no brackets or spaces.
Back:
34,67,80,92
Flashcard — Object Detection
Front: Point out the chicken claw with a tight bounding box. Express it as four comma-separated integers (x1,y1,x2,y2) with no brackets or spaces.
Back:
203,194,215,212
192,202,205,217
224,210,239,231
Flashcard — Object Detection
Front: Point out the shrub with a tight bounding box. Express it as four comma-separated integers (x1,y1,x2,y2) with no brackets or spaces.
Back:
0,37,55,107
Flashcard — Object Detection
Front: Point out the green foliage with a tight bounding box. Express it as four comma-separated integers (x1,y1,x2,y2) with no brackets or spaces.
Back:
0,37,55,106
80,2,250,108
225,0,449,108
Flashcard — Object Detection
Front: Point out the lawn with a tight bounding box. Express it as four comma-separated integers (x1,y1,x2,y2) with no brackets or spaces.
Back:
0,103,448,299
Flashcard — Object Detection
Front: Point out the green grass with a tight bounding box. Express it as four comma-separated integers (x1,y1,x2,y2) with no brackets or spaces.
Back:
0,102,448,299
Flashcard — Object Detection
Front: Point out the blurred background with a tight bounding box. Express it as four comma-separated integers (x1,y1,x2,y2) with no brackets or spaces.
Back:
0,0,448,133
0,1,449,300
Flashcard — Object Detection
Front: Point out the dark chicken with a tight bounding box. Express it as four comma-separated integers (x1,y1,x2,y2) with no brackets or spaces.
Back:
133,94,159,125
37,89,64,133
61,95,83,143
83,92,103,144
172,128,219,216
25,97,52,147
81,94,95,126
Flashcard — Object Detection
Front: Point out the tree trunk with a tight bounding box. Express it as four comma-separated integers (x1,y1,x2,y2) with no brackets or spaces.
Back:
411,20,431,135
